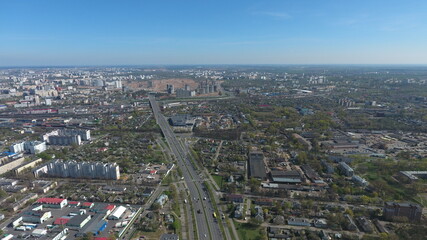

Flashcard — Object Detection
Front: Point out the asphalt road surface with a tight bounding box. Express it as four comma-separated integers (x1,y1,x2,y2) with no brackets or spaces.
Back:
149,95,223,240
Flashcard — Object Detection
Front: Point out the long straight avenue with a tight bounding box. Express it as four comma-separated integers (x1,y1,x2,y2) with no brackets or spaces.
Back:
149,95,223,240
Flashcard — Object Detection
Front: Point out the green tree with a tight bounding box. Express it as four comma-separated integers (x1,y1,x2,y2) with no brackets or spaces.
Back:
36,152,53,161
248,178,261,193
151,202,161,210
0,189,7,198
248,217,262,227
171,220,181,232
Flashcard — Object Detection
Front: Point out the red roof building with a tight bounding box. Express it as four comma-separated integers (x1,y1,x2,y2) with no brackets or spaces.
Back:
68,201,80,206
37,198,65,204
104,204,116,211
82,202,94,208
36,198,67,208
54,217,71,225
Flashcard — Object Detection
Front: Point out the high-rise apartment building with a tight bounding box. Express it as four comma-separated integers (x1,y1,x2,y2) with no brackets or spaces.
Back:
33,160,120,180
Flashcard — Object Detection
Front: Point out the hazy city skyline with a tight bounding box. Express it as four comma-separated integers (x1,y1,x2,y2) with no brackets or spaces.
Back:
1,0,427,66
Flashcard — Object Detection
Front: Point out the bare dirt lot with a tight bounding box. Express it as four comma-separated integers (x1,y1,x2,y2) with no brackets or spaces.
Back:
151,78,198,92
124,78,199,92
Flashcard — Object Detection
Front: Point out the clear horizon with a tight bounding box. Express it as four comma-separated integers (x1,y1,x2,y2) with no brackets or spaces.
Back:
1,0,427,66
3,64,427,69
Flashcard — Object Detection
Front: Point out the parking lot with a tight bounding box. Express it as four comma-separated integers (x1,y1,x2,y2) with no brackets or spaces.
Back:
2,200,141,240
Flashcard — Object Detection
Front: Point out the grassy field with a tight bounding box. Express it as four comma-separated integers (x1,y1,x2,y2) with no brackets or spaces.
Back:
212,174,224,189
233,220,262,240
132,228,166,240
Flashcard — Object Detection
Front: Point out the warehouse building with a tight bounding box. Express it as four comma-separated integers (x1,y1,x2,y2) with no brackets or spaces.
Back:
89,219,107,236
40,228,69,240
108,206,126,220
54,217,72,225
22,210,51,223
66,215,91,229
399,171,427,183
270,170,302,183
82,202,95,209
248,152,267,180
36,198,68,209
301,165,324,184
76,214,108,237
168,115,195,127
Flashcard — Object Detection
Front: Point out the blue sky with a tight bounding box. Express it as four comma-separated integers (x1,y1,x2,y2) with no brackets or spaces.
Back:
1,0,427,66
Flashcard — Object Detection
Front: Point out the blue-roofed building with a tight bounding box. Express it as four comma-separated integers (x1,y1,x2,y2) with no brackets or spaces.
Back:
89,220,107,236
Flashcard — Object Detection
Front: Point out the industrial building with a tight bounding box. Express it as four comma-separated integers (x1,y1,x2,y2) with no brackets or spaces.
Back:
13,158,43,175
36,198,68,208
22,210,52,223
33,160,120,180
82,202,95,208
168,115,195,132
76,214,108,237
66,214,91,229
0,156,27,175
248,152,267,180
169,115,195,127
270,170,302,183
0,177,18,186
301,165,324,184
31,180,56,193
399,171,427,182
383,202,423,222
108,206,126,220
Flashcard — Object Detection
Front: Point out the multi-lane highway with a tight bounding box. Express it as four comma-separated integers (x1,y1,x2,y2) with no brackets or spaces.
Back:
149,95,223,240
